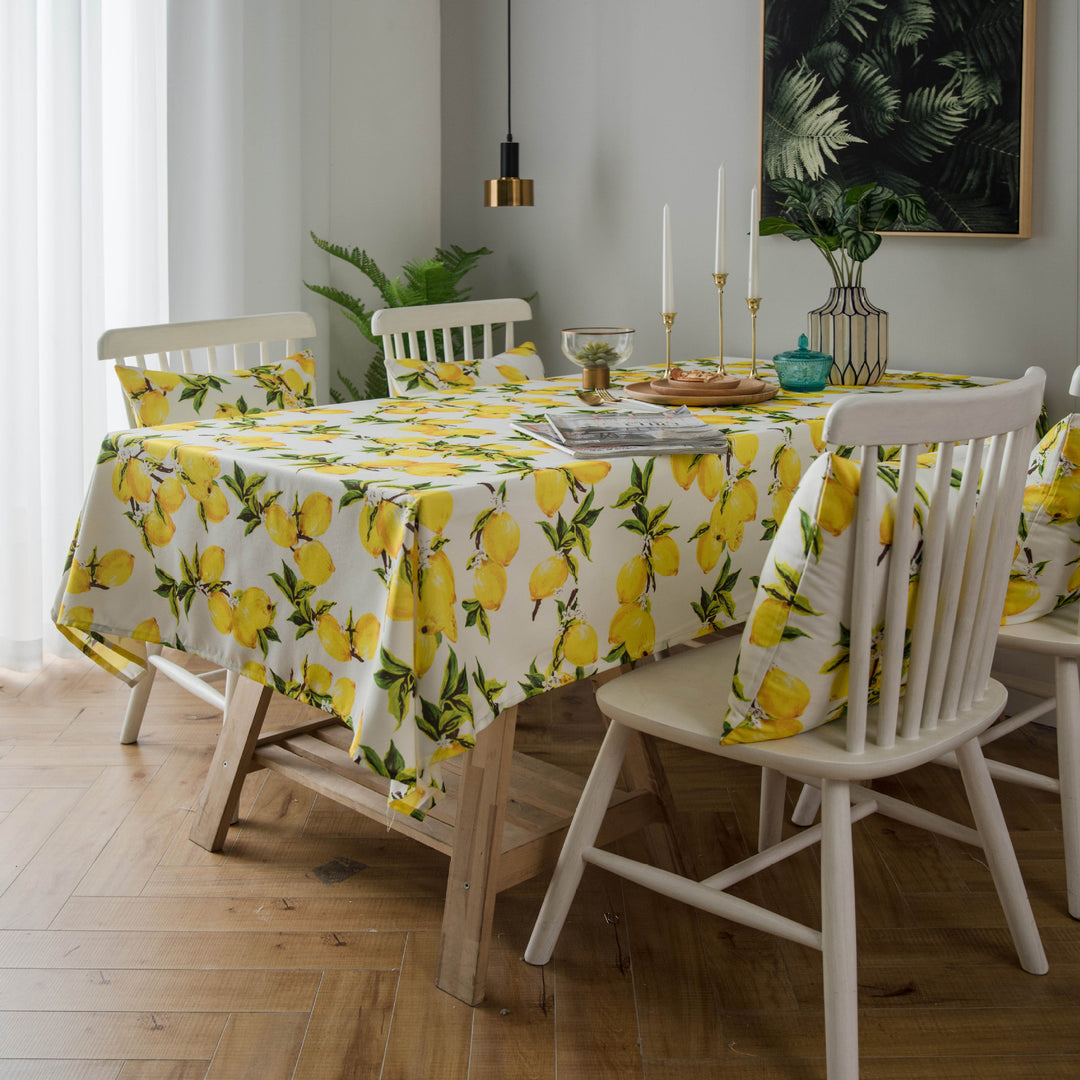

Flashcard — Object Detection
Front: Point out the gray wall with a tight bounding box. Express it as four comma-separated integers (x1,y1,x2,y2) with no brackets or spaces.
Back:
441,1,1079,418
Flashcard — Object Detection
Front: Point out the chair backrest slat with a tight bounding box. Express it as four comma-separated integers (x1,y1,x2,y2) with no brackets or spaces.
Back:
919,438,982,728
845,451,881,753
424,329,439,366
822,368,1045,752
944,434,1007,717
966,427,1032,703
900,444,953,737
877,443,921,747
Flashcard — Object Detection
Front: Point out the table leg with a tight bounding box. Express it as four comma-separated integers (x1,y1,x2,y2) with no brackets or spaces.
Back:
189,677,273,852
436,705,518,1005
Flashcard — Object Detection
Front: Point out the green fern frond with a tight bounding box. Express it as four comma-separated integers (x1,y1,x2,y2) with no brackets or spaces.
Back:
961,0,1024,70
434,244,494,287
301,283,378,346
364,358,389,400
302,282,368,323
817,0,886,45
763,60,866,182
309,233,394,302
804,40,850,86
874,0,935,49
333,369,362,403
925,188,1016,234
395,259,460,307
938,115,1021,205
848,54,901,137
892,84,968,164
936,52,1004,115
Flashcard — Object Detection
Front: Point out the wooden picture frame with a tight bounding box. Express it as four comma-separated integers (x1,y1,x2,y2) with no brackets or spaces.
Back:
760,0,1036,237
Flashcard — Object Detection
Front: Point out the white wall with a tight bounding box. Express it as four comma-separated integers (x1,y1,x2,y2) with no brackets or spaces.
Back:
441,1,1079,418
167,0,441,401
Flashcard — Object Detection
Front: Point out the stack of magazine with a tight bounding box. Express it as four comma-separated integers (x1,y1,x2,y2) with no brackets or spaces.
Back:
513,406,727,459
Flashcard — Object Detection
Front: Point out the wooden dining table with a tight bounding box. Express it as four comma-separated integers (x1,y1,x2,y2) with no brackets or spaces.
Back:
53,358,993,1003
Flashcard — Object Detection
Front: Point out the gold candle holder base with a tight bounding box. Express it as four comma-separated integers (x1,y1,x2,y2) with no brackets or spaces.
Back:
661,312,677,377
746,297,762,378
581,366,611,391
712,272,728,374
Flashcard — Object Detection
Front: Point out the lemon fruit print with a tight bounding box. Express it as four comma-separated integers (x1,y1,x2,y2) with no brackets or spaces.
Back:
1003,414,1080,625
55,362,991,816
725,451,934,743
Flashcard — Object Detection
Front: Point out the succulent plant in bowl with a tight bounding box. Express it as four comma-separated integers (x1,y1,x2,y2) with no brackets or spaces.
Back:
561,327,635,389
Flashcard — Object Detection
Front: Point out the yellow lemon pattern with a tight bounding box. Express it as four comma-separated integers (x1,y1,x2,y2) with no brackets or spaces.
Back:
385,345,544,397
114,353,316,426
1004,414,1080,625
56,361,989,816
725,450,937,743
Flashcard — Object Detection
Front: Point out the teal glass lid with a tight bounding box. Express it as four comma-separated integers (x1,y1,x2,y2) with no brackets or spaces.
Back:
774,333,831,364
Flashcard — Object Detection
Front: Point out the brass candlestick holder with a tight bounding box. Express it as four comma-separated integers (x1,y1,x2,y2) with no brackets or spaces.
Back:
661,312,677,377
746,297,762,378
712,272,728,374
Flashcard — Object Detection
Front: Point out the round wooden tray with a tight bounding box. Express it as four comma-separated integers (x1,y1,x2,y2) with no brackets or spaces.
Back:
625,379,780,407
647,376,744,397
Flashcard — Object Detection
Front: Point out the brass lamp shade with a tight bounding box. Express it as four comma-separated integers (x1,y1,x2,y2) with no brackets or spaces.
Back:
483,139,534,207
484,177,534,207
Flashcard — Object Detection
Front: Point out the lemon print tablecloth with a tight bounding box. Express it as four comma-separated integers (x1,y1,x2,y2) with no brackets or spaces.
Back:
53,361,991,816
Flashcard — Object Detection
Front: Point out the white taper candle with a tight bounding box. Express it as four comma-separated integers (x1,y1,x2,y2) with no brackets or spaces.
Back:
662,204,674,311
748,186,759,297
715,165,726,274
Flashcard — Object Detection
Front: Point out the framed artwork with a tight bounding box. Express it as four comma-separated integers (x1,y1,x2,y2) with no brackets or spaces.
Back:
760,0,1036,237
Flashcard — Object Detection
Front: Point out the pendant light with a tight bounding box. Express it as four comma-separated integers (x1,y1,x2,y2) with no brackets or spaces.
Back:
483,0,534,207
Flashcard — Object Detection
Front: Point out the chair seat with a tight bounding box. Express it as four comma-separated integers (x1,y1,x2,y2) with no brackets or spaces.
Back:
998,604,1080,658
597,637,1009,783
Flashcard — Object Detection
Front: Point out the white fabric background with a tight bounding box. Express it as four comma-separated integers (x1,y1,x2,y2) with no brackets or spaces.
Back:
0,0,168,671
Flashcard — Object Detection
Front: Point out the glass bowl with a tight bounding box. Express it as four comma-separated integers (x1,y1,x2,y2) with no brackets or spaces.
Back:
561,327,635,389
772,335,834,392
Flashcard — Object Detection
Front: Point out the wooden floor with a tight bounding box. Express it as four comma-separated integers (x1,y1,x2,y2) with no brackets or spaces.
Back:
0,653,1079,1079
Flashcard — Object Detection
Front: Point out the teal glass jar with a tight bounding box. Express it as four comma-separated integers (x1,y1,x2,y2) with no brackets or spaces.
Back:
772,335,834,392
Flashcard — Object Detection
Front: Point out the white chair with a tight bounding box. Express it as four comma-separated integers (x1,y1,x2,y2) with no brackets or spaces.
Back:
525,369,1048,1080
792,366,1080,921
371,297,534,396
98,311,316,742
973,364,1080,919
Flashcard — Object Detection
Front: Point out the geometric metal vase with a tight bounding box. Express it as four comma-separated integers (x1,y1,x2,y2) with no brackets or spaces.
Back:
808,286,888,386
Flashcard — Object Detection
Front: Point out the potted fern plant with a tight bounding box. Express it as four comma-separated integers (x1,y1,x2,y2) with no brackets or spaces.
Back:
760,178,927,385
304,236,496,400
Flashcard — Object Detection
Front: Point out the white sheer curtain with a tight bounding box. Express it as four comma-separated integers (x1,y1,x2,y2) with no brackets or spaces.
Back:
0,0,167,671
1,0,330,672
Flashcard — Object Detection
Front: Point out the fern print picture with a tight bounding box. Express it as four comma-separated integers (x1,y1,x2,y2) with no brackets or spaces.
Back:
761,0,1035,236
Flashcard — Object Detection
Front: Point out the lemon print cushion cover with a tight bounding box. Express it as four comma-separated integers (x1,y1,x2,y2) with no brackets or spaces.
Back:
724,451,936,744
1003,413,1080,623
115,351,317,426
385,342,543,396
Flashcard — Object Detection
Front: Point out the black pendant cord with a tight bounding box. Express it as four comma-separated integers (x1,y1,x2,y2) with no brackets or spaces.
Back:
505,0,513,142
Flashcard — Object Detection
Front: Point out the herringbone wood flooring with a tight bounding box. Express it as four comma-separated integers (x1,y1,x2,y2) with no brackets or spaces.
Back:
1,651,1078,1079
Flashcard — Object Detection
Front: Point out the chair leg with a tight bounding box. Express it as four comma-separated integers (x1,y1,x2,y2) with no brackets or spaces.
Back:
119,642,162,744
1053,657,1080,919
954,738,1048,974
820,778,859,1080
524,720,633,966
758,767,787,850
792,782,822,827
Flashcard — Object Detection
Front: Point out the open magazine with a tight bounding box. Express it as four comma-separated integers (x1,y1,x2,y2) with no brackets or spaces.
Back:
512,406,727,458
